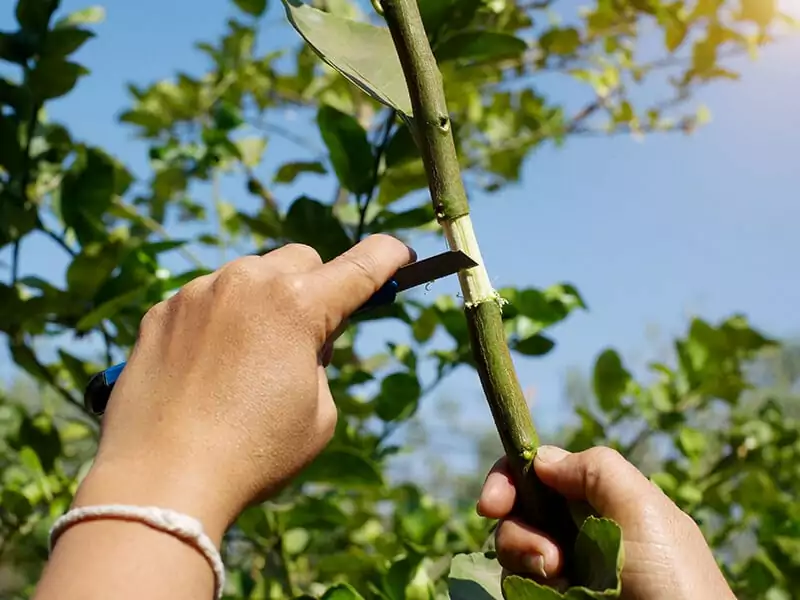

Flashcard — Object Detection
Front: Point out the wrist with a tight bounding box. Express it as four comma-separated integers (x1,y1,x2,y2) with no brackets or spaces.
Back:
73,458,235,546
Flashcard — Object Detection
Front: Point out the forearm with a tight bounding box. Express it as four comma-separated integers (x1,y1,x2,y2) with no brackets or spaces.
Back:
33,460,231,600
33,519,215,600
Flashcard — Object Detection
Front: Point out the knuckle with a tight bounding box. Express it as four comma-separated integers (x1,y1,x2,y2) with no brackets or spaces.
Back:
285,243,322,265
172,279,203,306
272,274,316,315
582,446,623,496
216,257,262,289
138,301,168,341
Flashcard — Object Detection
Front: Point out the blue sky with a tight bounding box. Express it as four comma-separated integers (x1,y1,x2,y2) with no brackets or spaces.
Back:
1,1,799,463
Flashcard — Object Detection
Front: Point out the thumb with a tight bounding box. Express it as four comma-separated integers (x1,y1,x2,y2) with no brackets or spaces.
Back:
533,445,663,520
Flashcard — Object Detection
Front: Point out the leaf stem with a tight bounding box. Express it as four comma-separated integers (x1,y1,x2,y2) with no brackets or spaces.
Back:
379,0,578,557
23,341,98,424
11,240,21,285
38,221,78,257
356,109,396,241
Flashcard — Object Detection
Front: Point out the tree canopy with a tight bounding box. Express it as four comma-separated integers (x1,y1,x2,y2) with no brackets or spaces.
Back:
0,0,797,599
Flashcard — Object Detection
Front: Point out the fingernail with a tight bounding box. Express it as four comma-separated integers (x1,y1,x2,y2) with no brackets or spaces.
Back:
536,446,569,464
523,554,548,579
476,501,484,517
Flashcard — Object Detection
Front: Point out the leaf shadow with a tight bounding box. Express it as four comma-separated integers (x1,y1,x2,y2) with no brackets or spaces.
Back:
450,577,503,600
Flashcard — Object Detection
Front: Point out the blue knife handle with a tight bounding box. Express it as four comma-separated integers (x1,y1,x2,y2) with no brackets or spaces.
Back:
83,278,400,415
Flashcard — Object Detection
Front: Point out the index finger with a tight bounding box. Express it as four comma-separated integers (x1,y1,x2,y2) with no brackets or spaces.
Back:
312,234,416,331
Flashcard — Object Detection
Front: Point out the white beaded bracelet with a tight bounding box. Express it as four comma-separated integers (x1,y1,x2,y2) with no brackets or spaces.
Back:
49,505,225,599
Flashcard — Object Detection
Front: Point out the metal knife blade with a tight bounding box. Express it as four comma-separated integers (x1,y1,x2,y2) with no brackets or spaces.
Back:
393,250,478,293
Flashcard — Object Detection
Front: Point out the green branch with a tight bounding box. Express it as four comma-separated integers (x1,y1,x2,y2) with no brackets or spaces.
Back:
356,109,396,241
379,0,579,562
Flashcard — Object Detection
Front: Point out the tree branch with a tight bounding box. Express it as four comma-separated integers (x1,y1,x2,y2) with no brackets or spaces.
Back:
380,0,579,562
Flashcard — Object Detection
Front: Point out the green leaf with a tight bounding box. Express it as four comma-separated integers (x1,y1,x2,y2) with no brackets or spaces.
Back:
677,427,708,460
739,0,776,27
419,0,452,37
42,27,95,57
322,583,366,600
0,78,33,117
513,333,555,356
448,552,504,600
76,286,148,332
412,306,438,343
284,496,349,530
283,196,352,262
54,6,106,28
664,19,687,52
14,414,62,471
539,27,581,55
593,349,630,412
384,556,425,600
16,0,52,31
317,104,374,195
28,58,88,101
58,349,89,390
502,518,623,599
235,136,267,167
233,0,268,17
378,159,429,206
0,113,23,174
60,148,123,245
280,0,413,116
296,447,383,488
283,528,310,555
0,31,36,65
384,124,419,168
211,101,244,131
371,205,435,233
238,207,283,240
274,160,327,184
570,517,623,592
376,371,422,422
436,31,527,63
66,240,128,300
2,489,32,522
691,37,717,75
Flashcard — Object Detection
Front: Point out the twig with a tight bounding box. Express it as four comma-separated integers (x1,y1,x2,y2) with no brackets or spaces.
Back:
380,0,579,565
113,199,205,268
244,167,279,210
11,240,20,284
253,118,326,159
356,109,396,241
212,171,227,263
100,324,114,368
274,535,298,598
25,344,98,424
38,221,77,257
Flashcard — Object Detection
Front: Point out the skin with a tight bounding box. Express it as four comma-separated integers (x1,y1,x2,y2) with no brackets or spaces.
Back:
478,446,738,600
33,234,735,600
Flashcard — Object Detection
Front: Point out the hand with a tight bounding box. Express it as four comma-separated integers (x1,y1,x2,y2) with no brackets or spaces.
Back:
478,446,736,600
74,235,414,545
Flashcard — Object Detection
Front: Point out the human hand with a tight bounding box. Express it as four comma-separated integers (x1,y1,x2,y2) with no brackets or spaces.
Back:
73,235,414,544
478,446,736,600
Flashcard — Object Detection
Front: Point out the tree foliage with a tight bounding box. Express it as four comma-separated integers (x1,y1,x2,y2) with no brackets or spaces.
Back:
0,0,796,598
